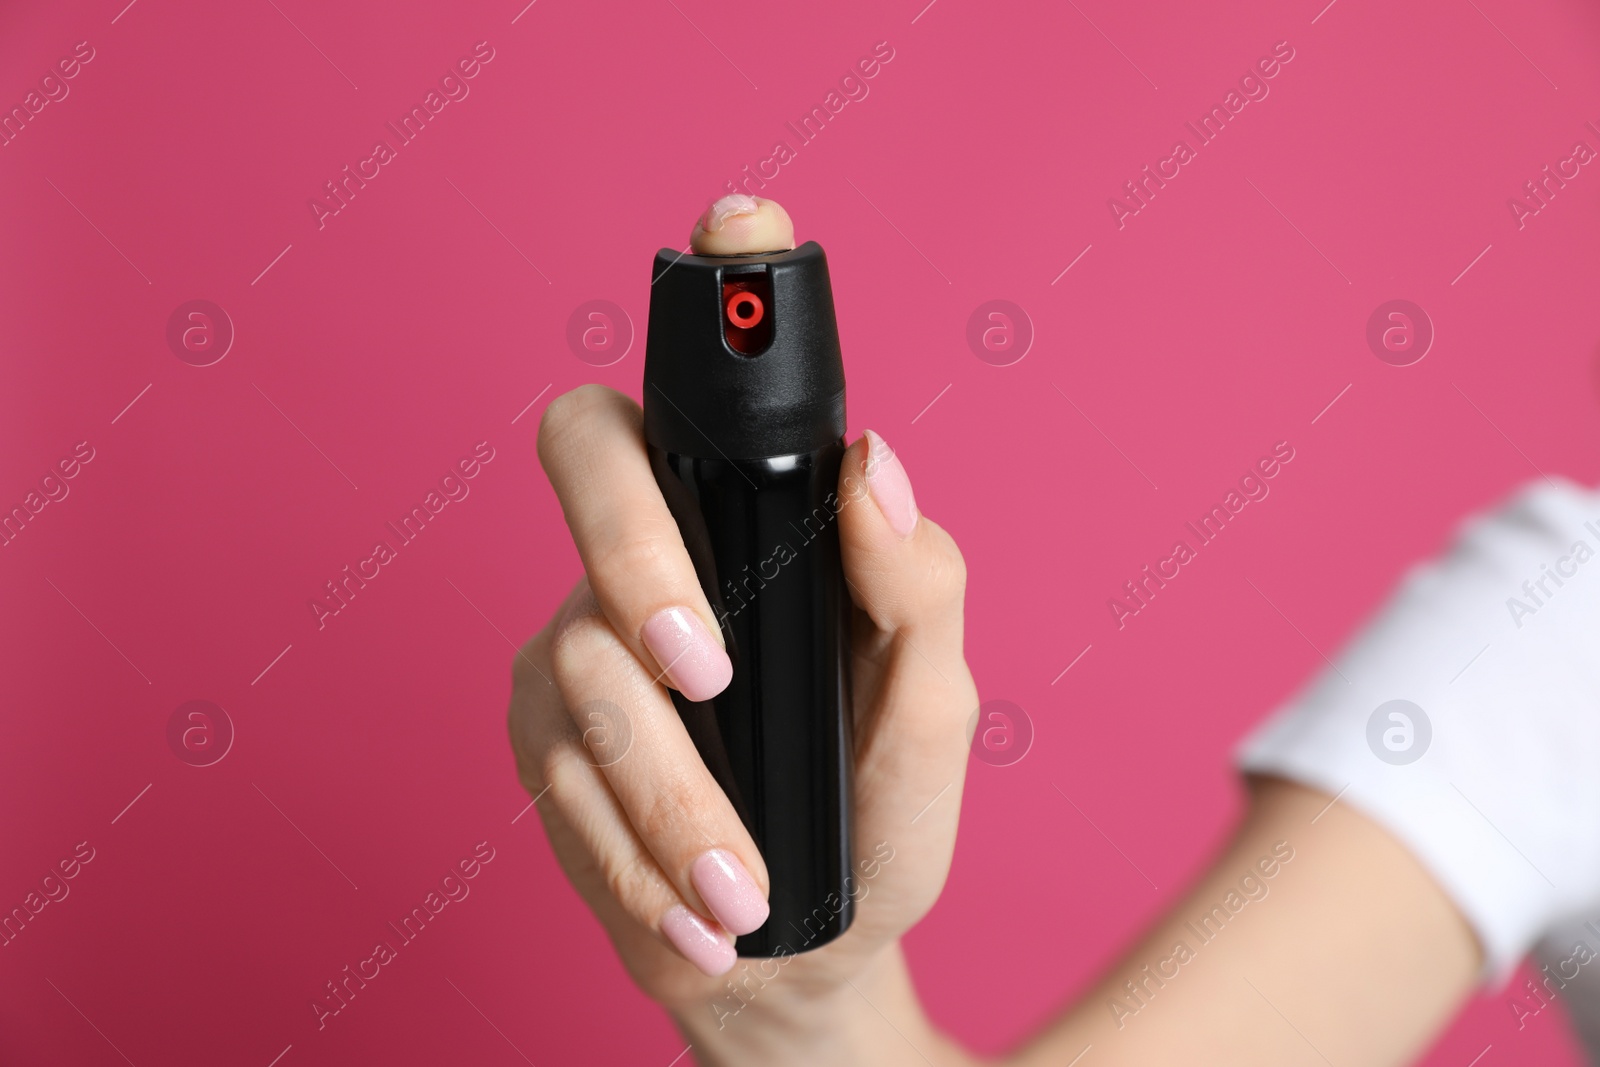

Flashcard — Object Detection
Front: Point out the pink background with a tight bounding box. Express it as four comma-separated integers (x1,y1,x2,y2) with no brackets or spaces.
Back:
2,0,1597,1063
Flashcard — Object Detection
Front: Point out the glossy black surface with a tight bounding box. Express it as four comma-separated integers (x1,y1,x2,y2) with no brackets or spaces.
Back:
651,443,854,956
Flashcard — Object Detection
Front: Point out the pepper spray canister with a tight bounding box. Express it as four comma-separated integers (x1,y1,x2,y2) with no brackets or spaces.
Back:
642,240,853,956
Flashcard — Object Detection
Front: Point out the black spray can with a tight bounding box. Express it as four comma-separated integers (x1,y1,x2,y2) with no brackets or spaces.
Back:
642,240,853,956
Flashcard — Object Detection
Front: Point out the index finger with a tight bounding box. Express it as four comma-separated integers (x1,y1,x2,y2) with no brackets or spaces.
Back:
538,383,732,702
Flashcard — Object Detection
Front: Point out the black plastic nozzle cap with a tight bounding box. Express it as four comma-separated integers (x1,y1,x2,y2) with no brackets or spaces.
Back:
643,240,846,460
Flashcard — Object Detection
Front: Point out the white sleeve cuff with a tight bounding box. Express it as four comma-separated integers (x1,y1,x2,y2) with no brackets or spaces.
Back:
1237,478,1600,985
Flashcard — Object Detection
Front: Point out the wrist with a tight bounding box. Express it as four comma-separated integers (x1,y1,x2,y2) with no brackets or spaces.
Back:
669,942,975,1067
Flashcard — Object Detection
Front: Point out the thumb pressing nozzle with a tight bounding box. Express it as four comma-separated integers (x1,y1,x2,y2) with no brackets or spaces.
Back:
690,195,796,255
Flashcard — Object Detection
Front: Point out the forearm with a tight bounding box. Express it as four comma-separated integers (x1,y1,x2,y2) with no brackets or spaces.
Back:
1008,778,1480,1067
672,942,980,1067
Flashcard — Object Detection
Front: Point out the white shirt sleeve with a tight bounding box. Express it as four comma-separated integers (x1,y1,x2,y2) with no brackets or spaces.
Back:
1236,478,1600,986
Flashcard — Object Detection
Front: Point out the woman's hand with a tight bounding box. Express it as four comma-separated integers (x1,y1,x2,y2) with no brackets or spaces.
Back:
506,197,979,1061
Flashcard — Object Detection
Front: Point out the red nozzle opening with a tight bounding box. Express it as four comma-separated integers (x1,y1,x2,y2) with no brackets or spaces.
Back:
727,291,764,329
721,275,773,356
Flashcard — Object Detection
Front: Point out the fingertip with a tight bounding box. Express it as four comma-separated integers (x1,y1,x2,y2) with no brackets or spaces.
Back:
861,429,918,539
661,904,738,976
690,195,796,255
640,606,732,702
838,430,967,636
691,848,770,937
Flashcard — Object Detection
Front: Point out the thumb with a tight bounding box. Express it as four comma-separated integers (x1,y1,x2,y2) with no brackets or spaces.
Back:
838,430,968,654
689,194,796,254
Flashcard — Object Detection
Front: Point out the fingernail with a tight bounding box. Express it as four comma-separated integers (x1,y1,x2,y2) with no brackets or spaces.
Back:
691,849,769,936
641,607,733,702
661,904,736,976
700,193,760,233
864,430,918,539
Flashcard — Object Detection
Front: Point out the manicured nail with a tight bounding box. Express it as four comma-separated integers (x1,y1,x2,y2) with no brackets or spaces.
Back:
661,904,736,976
691,849,769,936
864,429,918,538
700,193,760,233
641,607,733,702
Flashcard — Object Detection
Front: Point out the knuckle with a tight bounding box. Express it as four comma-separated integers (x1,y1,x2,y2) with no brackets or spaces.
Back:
603,849,661,913
593,531,671,584
506,685,576,788
634,775,715,852
923,528,968,605
632,784,680,843
510,741,545,798
538,738,587,804
549,610,616,681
